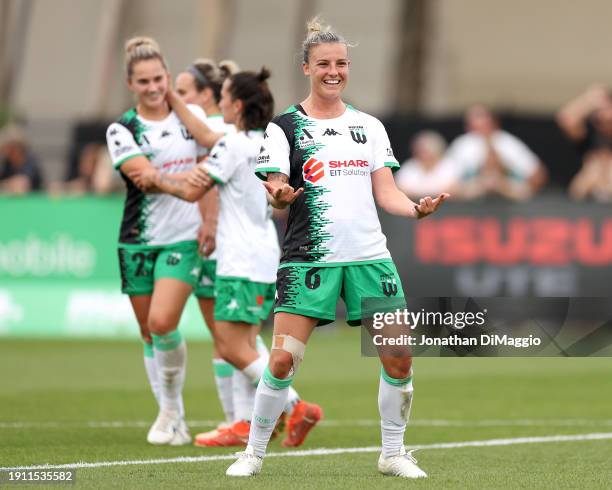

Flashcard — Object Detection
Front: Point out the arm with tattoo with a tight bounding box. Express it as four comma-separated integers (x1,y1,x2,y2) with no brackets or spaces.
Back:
152,171,212,202
262,172,303,209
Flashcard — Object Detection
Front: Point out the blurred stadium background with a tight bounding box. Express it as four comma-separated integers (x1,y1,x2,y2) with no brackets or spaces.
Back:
1,1,612,487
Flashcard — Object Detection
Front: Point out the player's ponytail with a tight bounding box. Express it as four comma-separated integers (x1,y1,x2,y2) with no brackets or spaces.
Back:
218,60,240,80
302,16,351,63
228,67,274,132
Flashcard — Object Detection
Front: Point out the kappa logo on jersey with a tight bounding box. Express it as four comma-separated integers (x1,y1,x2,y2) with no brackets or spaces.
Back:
380,273,398,297
113,140,134,158
109,128,118,136
160,130,171,138
180,127,194,141
303,157,325,183
323,128,341,136
297,128,317,149
349,125,367,144
386,147,394,157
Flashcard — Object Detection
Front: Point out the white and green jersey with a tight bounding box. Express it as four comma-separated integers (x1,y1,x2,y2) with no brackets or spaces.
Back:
203,130,280,283
106,105,207,246
197,113,235,261
255,104,399,265
205,113,235,135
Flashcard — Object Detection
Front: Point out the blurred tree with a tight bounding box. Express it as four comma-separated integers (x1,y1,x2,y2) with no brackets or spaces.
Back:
393,0,428,113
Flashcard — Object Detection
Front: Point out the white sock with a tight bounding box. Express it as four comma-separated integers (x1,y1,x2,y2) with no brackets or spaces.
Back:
243,355,267,384
285,386,300,413
254,337,299,413
379,368,413,459
143,343,160,405
152,331,187,414
213,359,235,422
247,367,292,457
232,356,268,422
233,370,256,421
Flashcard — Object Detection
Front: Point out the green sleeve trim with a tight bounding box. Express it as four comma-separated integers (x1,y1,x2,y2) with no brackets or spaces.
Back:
381,366,413,386
254,167,282,181
213,360,235,378
113,152,145,169
143,341,154,359
152,330,183,352
206,170,224,185
384,161,400,173
262,366,294,390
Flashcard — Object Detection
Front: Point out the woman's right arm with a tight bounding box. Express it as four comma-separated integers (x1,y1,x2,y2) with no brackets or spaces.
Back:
167,90,224,148
122,156,211,202
263,173,303,209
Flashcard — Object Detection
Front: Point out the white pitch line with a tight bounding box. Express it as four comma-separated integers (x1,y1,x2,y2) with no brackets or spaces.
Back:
1,419,612,429
1,432,612,471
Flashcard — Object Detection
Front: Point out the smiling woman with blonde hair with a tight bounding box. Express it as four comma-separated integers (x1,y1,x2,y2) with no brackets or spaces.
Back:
105,36,209,447
225,17,449,478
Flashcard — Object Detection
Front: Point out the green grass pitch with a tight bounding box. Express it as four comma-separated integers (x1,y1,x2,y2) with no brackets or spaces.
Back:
1,325,611,489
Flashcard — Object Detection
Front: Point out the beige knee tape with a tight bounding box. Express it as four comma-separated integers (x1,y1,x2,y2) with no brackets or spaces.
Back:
272,334,306,374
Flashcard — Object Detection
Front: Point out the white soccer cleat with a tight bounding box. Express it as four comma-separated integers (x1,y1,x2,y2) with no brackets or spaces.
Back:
170,417,192,446
378,448,427,478
147,409,191,445
225,445,263,477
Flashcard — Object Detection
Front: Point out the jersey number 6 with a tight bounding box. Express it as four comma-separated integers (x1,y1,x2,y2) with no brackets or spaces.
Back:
305,267,322,290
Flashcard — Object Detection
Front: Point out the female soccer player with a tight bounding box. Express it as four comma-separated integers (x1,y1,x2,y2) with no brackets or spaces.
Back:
105,37,208,446
226,19,448,478
131,68,322,448
174,58,241,433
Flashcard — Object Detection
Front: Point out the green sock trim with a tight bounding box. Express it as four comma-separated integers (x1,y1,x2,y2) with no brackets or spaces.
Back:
213,360,235,378
143,341,154,358
381,366,413,387
262,366,293,390
151,330,183,352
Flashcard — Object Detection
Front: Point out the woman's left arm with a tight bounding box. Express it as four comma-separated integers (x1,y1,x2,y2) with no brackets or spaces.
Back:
371,167,449,219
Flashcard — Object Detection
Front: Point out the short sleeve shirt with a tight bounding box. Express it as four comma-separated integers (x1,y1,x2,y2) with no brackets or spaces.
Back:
447,130,539,182
106,105,206,246
203,131,279,283
255,104,398,265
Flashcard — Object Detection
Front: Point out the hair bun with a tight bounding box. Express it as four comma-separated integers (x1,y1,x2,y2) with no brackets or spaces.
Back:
307,17,323,34
257,67,271,83
125,36,159,54
219,59,240,79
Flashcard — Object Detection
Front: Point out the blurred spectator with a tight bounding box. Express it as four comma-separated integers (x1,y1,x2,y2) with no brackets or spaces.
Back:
568,152,612,201
557,85,612,201
395,131,458,199
0,125,43,194
447,105,547,201
49,143,118,195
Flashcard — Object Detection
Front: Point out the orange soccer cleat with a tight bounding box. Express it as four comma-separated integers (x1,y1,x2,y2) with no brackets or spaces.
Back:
194,420,250,447
281,400,323,447
270,412,286,440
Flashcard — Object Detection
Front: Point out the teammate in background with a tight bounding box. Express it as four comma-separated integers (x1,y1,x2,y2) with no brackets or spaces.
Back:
174,58,241,435
225,18,448,478
130,68,322,448
105,37,207,446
